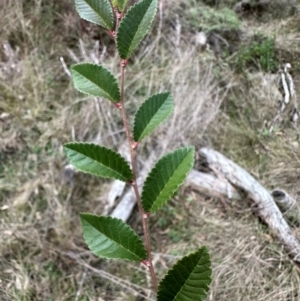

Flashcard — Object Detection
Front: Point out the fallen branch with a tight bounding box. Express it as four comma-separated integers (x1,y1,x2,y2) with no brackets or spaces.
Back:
199,147,300,263
186,170,300,225
271,188,300,226
103,143,129,215
110,152,157,221
110,154,240,221
186,169,241,200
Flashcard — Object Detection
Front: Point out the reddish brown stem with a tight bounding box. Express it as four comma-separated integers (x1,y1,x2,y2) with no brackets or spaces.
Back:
119,61,158,292
113,7,158,291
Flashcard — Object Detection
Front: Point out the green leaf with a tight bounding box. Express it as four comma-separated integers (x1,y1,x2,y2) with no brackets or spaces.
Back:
117,0,158,59
64,143,133,182
157,246,212,301
112,0,129,11
133,92,174,142
141,147,195,213
75,0,114,29
71,63,120,103
81,214,147,261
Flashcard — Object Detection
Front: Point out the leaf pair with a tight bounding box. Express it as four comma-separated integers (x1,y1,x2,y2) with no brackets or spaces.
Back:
71,62,174,143
81,212,212,301
76,0,157,59
64,143,194,213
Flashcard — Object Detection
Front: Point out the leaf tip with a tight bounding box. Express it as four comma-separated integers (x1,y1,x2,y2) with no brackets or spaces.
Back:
157,246,212,301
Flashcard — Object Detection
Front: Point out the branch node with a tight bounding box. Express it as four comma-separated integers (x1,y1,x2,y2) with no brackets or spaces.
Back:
121,59,128,67
132,141,139,149
117,11,124,20
141,260,150,267
127,180,135,186
108,30,116,38
114,102,122,109
143,212,150,219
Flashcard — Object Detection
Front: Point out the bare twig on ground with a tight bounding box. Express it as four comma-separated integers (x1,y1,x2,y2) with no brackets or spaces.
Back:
61,250,154,300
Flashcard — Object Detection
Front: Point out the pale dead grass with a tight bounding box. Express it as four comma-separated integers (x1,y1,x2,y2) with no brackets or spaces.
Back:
242,14,300,76
213,68,300,190
1,0,300,300
160,192,300,300
125,47,224,156
201,42,300,300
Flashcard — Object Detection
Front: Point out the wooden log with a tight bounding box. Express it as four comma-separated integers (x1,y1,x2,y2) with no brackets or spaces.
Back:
103,180,126,215
110,153,157,222
271,188,300,226
186,169,241,200
199,147,300,263
187,170,300,226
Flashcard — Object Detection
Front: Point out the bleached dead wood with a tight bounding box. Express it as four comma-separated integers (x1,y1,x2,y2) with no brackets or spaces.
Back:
110,167,242,222
186,170,241,200
110,152,240,221
103,143,130,215
270,63,299,131
199,147,300,263
110,152,157,222
103,180,126,215
271,188,296,211
271,189,300,226
186,170,300,225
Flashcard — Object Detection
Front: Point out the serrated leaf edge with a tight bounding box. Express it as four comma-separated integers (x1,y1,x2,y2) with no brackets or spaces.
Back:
142,146,195,213
75,0,114,29
117,0,158,59
133,92,174,142
80,214,147,261
71,63,120,102
64,142,133,182
116,0,128,11
157,246,212,301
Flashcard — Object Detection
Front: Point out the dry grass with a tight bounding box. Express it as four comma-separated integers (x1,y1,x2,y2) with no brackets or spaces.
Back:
1,0,300,300
163,193,300,300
